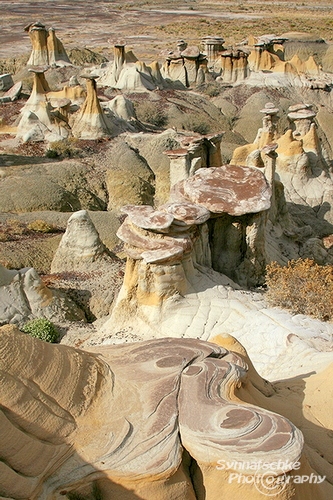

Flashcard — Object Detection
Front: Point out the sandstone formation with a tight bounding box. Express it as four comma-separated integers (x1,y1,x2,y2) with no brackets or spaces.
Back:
231,101,333,226
2,326,330,500
0,263,85,326
50,210,124,319
161,41,208,87
51,210,111,273
16,67,76,142
71,74,113,139
111,163,272,336
25,21,72,67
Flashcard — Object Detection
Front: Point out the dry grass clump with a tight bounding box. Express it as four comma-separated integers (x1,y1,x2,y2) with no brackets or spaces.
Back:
134,101,168,127
265,258,333,321
27,220,59,233
0,218,60,242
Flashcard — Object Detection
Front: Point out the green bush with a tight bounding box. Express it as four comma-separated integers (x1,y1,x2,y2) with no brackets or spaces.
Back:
265,258,333,321
22,318,59,343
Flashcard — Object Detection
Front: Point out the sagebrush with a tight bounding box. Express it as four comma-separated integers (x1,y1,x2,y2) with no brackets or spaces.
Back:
265,258,333,321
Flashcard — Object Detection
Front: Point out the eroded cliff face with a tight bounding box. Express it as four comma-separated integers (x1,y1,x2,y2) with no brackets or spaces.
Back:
2,325,331,500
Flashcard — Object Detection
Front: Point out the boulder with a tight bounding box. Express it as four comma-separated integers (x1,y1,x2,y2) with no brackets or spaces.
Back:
0,73,14,91
0,264,85,326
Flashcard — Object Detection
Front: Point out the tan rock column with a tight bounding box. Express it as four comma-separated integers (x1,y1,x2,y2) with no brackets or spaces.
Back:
111,40,126,83
206,133,223,167
25,21,49,66
201,36,225,65
261,143,278,222
164,148,191,187
46,27,71,66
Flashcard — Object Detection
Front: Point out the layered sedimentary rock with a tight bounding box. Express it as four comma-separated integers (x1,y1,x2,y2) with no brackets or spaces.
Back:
50,210,124,319
231,102,333,224
25,21,71,67
51,210,111,273
2,326,324,500
71,74,113,139
112,163,271,328
218,48,249,83
164,133,223,187
161,41,208,87
0,264,84,325
16,67,79,142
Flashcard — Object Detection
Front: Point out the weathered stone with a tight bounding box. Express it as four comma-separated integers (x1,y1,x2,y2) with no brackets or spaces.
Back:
0,73,14,91
0,264,85,325
180,165,271,216
0,328,312,499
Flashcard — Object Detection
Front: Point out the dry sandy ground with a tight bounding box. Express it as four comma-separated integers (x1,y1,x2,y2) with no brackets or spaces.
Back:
1,0,333,61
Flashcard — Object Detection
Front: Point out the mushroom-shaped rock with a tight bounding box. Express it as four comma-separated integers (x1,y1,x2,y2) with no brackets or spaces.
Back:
260,102,279,115
121,205,174,231
288,108,316,121
288,103,312,112
116,217,192,263
177,165,271,216
25,21,71,67
181,46,200,59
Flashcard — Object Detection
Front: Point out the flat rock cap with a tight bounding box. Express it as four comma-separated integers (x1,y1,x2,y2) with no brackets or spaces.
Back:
260,102,279,115
121,205,174,231
160,202,211,226
288,108,316,120
180,165,271,216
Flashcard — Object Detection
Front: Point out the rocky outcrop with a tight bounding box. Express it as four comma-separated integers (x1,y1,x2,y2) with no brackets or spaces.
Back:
50,210,124,319
25,21,72,67
0,264,85,326
231,102,333,226
51,210,111,273
16,67,78,142
161,41,208,87
2,326,328,500
71,74,113,139
111,163,271,330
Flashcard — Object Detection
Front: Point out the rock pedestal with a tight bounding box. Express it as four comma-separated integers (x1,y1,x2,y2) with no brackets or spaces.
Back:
25,21,71,67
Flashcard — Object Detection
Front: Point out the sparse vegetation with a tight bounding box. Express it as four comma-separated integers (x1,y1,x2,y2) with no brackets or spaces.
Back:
27,219,59,233
134,101,168,127
21,318,60,343
46,138,82,159
265,259,333,321
181,114,210,134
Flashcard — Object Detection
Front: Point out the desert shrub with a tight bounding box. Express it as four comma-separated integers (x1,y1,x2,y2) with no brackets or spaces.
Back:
201,83,221,97
27,219,59,233
265,258,333,321
134,102,167,127
46,138,82,159
21,318,59,343
181,115,210,135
